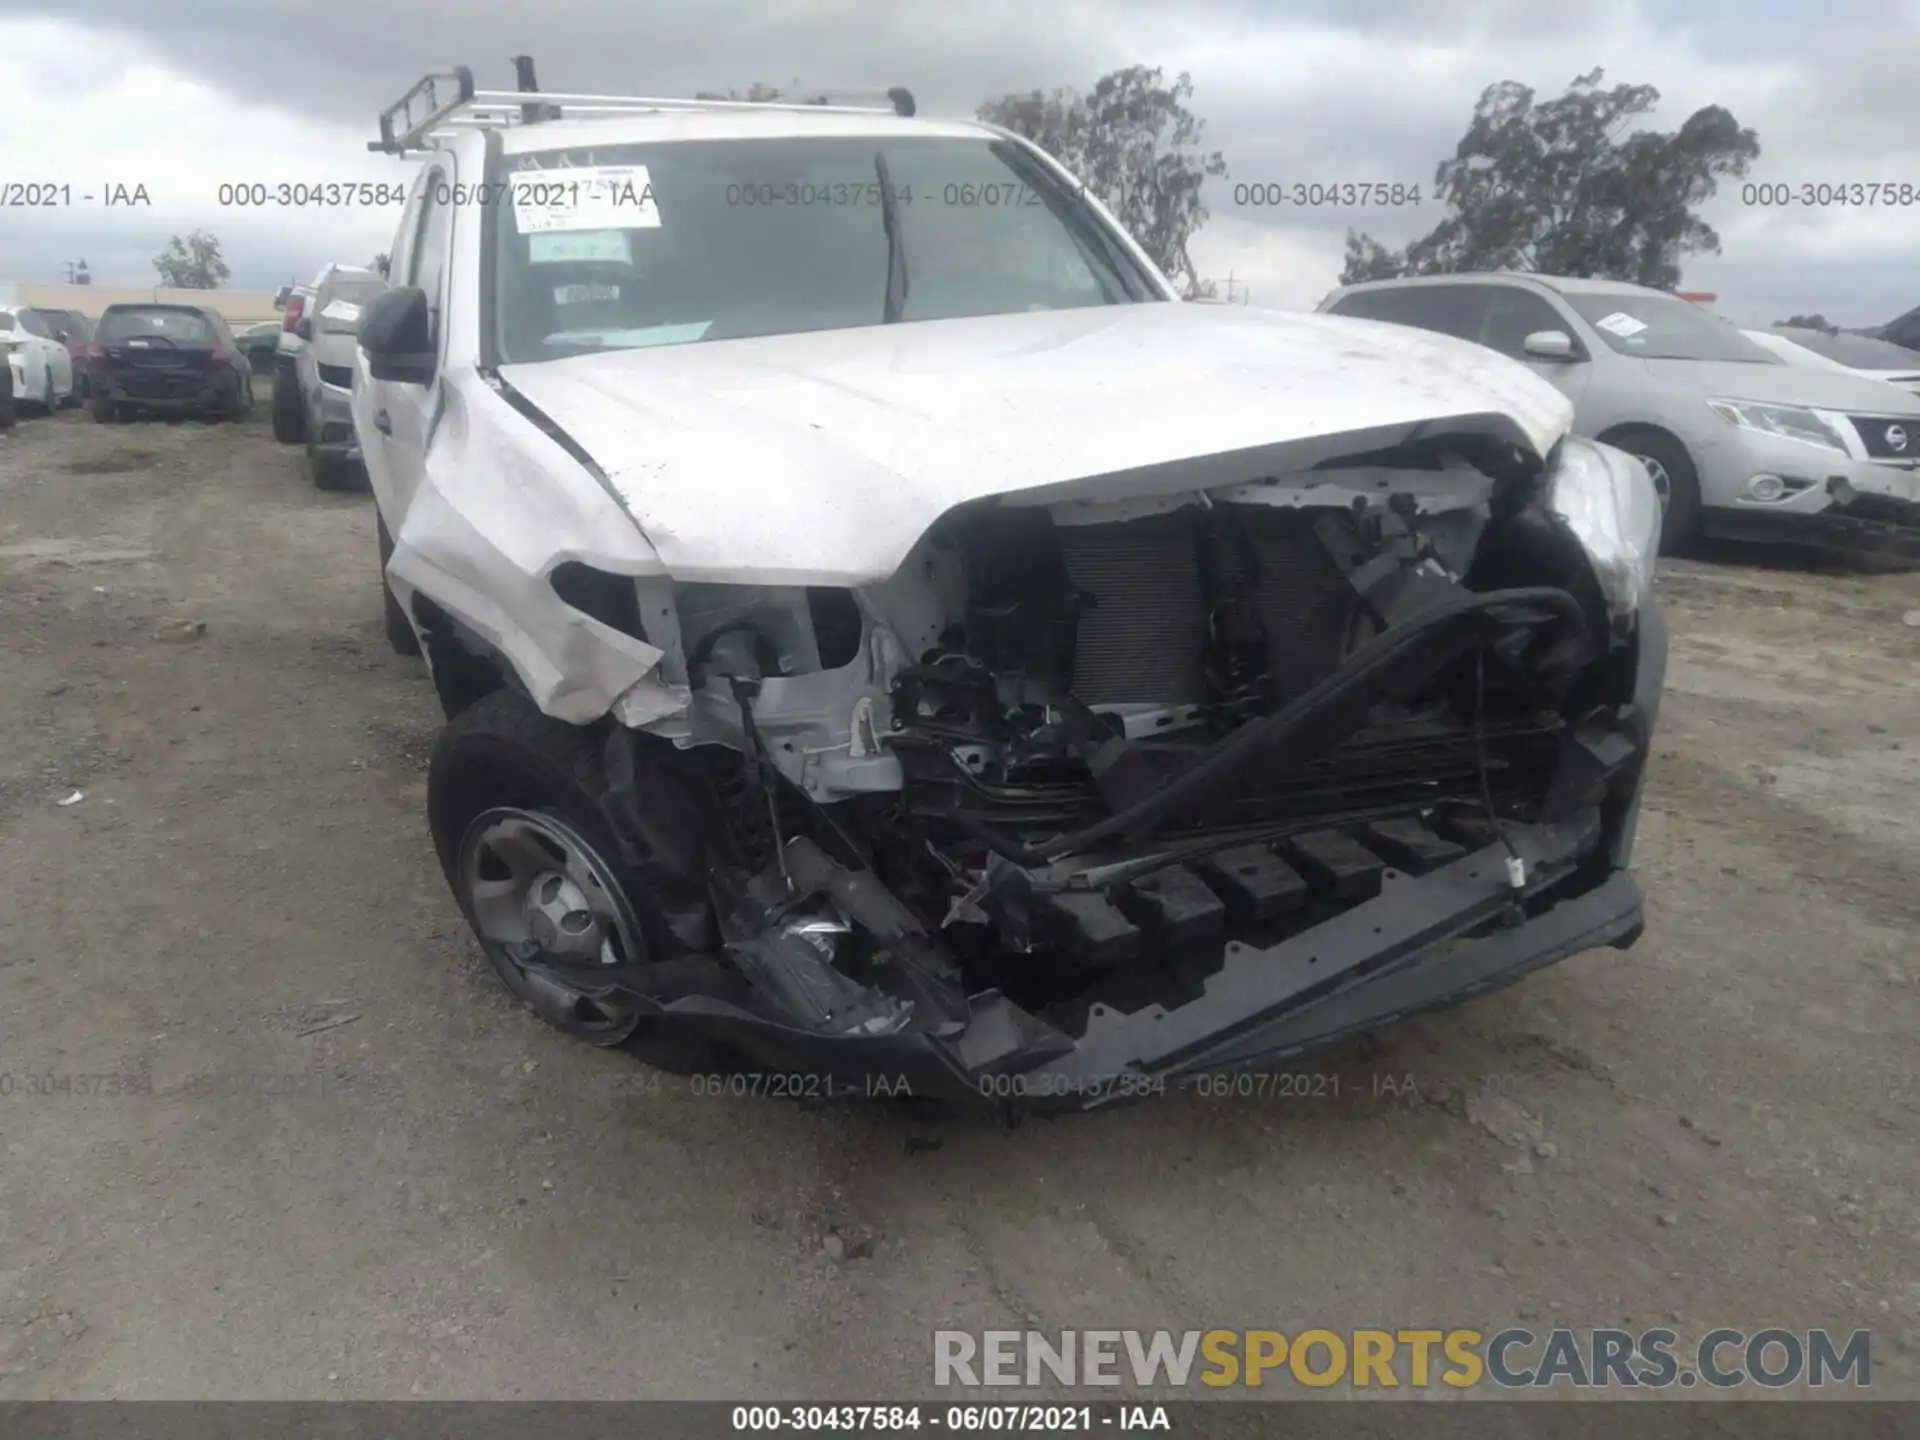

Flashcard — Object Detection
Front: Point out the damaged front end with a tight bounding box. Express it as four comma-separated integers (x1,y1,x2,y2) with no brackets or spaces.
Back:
481,430,1666,1111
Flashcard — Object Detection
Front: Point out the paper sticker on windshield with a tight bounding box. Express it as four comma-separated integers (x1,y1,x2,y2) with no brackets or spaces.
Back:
319,299,362,323
1595,311,1649,338
514,166,659,233
528,230,634,266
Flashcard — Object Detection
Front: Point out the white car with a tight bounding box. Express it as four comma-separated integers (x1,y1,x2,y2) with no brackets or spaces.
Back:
1744,326,1920,398
352,61,1667,1107
0,307,77,414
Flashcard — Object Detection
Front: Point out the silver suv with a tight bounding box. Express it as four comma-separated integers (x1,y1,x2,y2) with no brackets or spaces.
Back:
270,263,386,489
1320,273,1920,555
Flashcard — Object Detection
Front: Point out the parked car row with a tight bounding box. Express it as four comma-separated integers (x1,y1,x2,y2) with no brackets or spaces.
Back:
1317,274,1920,556
1,300,255,426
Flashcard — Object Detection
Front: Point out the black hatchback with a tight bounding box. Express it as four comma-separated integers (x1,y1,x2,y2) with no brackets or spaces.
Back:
87,303,253,423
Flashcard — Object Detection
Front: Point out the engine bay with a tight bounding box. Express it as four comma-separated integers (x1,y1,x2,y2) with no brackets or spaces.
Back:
620,445,1639,1051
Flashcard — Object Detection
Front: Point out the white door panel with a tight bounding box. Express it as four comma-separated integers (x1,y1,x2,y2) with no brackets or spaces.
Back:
379,158,456,533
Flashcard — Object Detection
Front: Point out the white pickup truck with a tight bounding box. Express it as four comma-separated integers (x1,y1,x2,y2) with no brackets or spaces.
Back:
348,57,1667,1110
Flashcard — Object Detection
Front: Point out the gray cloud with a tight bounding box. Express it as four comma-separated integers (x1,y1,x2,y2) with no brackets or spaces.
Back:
6,0,1916,323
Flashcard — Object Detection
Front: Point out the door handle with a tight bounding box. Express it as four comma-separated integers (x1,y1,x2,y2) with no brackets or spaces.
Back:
373,409,392,435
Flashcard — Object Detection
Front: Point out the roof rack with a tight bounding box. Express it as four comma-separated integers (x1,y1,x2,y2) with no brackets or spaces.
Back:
369,56,916,154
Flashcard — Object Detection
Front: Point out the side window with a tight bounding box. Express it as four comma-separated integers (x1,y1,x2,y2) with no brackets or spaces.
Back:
1330,285,1491,344
406,165,453,348
1480,287,1576,360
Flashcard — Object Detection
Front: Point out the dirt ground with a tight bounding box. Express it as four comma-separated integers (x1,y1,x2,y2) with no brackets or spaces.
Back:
1,404,1916,1402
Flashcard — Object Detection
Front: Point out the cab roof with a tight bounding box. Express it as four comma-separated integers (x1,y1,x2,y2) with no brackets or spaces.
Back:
494,109,998,155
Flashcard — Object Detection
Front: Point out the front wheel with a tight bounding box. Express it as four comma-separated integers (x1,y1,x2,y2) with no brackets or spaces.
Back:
88,394,116,424
310,450,357,491
427,694,691,1048
1612,430,1701,556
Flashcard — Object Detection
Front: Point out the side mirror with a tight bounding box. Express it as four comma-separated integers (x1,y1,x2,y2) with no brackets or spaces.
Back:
359,287,435,385
1523,329,1577,360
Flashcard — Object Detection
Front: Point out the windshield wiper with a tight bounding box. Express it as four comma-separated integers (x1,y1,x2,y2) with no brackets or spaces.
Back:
875,151,908,324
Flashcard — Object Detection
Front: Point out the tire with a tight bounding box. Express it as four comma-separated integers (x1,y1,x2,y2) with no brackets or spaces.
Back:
270,365,304,444
0,378,14,430
426,693,698,1048
1609,428,1700,556
88,394,115,424
310,449,356,491
376,511,422,657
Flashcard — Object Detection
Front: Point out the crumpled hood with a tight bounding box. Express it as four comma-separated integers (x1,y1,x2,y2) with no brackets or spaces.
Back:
498,302,1575,586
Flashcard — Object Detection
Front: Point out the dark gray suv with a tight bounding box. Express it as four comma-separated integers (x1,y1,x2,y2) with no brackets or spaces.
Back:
271,264,386,489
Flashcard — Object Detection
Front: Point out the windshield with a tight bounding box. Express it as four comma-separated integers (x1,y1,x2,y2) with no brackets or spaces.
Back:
1562,293,1781,363
99,307,214,345
315,279,385,334
490,135,1161,361
1773,327,1920,371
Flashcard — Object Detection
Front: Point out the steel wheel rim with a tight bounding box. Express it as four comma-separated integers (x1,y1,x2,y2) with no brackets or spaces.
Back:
456,807,645,1037
1636,453,1671,510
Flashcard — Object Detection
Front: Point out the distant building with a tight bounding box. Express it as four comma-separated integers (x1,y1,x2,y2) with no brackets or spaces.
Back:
0,281,282,328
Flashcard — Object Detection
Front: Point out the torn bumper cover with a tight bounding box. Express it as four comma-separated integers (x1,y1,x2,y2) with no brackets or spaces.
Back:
543,807,1641,1112
521,594,1660,1112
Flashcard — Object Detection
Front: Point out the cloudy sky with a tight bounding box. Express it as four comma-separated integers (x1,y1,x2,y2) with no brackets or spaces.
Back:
2,0,1916,325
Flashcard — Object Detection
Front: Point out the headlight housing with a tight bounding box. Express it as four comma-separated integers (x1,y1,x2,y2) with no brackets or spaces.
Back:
1547,435,1662,626
1706,397,1851,455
